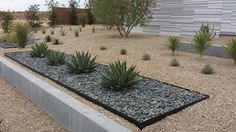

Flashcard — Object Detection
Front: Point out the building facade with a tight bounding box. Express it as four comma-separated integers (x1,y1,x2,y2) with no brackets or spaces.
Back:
141,0,236,37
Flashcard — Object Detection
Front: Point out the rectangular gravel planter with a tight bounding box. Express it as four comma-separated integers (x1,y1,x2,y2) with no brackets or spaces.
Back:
0,56,131,132
5,51,209,129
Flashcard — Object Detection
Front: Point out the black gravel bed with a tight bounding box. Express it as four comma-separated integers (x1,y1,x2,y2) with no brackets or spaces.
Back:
0,42,17,48
179,43,230,59
5,51,209,129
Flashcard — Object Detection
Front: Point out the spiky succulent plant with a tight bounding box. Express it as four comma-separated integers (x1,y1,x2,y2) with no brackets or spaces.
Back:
30,43,49,58
66,51,98,74
167,36,182,55
101,61,140,91
224,38,236,64
46,51,66,66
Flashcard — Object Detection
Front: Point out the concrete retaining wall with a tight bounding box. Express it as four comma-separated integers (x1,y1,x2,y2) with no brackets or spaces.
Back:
0,57,131,132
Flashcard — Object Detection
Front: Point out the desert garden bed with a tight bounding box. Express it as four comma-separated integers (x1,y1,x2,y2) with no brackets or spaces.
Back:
5,51,209,129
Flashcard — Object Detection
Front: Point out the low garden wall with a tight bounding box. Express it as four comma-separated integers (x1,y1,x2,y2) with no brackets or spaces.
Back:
0,56,131,132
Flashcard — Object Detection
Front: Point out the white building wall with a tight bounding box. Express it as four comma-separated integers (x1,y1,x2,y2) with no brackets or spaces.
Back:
142,0,236,37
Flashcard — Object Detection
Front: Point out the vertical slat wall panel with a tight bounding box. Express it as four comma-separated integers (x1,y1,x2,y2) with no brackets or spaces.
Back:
142,0,236,36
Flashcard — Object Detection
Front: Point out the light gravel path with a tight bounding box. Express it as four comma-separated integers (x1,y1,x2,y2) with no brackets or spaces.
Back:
0,25,236,132
0,76,66,132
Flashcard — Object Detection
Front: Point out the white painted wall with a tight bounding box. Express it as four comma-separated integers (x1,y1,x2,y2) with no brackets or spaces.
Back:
141,0,236,37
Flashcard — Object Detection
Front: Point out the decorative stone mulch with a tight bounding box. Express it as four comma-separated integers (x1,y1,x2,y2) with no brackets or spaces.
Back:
0,42,17,49
5,51,209,129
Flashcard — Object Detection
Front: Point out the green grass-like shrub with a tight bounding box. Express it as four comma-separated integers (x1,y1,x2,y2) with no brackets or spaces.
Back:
201,64,214,74
61,30,66,36
41,28,46,34
30,43,49,58
45,35,52,42
192,31,212,58
15,23,30,48
120,49,127,55
167,36,182,55
53,38,60,45
224,38,236,64
142,53,151,61
46,51,66,66
66,51,98,74
100,46,107,50
170,58,179,67
74,30,79,37
101,61,140,91
51,30,55,35
199,24,216,41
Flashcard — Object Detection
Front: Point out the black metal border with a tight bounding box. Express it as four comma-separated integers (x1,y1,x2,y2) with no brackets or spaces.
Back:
5,52,209,130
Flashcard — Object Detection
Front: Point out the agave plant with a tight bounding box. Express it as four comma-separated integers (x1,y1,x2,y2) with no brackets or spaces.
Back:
30,43,49,58
167,36,182,55
192,31,212,58
224,38,236,64
101,61,140,91
46,51,66,66
199,24,216,41
66,51,98,74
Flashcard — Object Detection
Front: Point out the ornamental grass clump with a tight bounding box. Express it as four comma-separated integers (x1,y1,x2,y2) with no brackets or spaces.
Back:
66,51,98,74
15,23,30,48
46,51,66,66
61,29,66,36
201,64,214,74
167,36,182,55
74,30,79,37
120,49,127,55
53,38,60,45
224,38,236,64
170,58,179,67
51,30,55,35
41,28,46,34
192,31,212,58
101,61,140,91
45,35,52,42
100,46,107,50
30,43,49,58
142,53,151,61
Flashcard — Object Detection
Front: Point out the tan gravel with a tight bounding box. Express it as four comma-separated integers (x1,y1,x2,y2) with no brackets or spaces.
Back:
0,76,66,132
1,25,236,132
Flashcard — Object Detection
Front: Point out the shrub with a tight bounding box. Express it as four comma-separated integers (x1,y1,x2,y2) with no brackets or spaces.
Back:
101,61,139,91
41,28,46,34
25,4,41,27
92,26,95,33
30,43,49,58
0,33,16,43
100,46,107,50
142,53,151,61
45,35,52,42
170,58,179,67
79,26,82,32
74,30,79,37
51,30,54,35
202,64,214,74
167,36,182,55
0,11,13,32
224,38,236,64
46,51,66,66
15,23,30,48
61,30,66,36
192,31,212,58
66,51,98,74
79,14,86,27
199,24,216,41
53,38,60,45
120,49,127,55
70,26,72,31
